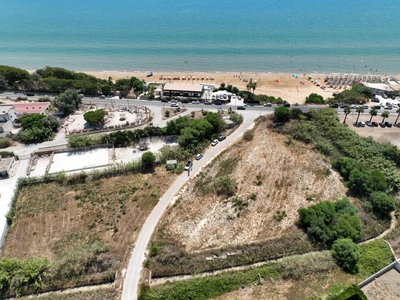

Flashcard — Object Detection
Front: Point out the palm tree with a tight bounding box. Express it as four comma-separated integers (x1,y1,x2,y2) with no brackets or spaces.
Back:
394,108,400,125
343,106,351,124
355,106,364,124
246,81,257,99
381,110,390,123
369,108,377,122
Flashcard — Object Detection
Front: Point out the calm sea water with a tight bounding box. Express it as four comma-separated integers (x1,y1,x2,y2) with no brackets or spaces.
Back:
1,0,400,74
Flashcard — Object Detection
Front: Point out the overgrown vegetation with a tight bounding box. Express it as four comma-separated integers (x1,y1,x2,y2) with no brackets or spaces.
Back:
140,239,393,299
298,198,362,247
16,113,60,143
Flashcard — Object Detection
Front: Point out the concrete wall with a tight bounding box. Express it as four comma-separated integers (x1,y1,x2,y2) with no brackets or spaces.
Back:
359,259,400,288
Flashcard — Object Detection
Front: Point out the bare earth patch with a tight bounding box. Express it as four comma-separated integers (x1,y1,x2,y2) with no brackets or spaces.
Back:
158,121,347,252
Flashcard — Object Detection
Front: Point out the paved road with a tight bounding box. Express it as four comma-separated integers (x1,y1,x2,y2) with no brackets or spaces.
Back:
120,110,260,300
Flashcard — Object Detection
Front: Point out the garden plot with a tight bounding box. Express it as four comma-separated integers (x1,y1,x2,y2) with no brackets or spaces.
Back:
49,148,109,174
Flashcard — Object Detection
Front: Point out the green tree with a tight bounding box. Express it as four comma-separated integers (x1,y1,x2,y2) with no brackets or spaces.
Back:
274,106,291,122
130,76,144,94
331,238,360,273
83,109,106,125
369,108,377,122
381,110,389,123
305,93,324,104
355,106,364,124
141,151,156,169
54,89,82,115
369,191,395,219
219,83,226,90
395,108,400,125
343,106,351,124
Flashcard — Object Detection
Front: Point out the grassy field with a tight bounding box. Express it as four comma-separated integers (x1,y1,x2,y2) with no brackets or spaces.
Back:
139,239,394,300
1,166,176,294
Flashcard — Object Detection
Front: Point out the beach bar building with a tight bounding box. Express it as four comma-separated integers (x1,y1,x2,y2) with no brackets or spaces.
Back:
362,83,394,95
162,83,203,98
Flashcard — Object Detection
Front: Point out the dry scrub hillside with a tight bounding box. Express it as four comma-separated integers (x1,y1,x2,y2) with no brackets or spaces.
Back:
159,120,347,252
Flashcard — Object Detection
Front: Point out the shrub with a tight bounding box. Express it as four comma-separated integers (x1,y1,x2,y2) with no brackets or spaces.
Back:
0,137,11,148
274,106,291,122
305,93,325,104
243,130,253,141
331,238,360,273
141,151,156,169
369,191,395,219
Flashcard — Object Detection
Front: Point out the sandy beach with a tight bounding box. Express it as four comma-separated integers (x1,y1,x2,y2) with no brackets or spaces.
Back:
85,71,338,104
83,71,399,104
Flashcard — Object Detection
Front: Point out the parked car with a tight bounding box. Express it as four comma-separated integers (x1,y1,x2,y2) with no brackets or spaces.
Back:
214,101,222,105
204,101,212,105
329,103,339,108
171,103,179,107
211,139,218,146
99,95,106,99
372,121,379,127
218,135,226,141
264,103,272,107
384,105,393,109
362,105,369,109
339,104,348,108
371,97,379,103
365,121,373,127
191,100,200,104
379,122,386,128
161,99,168,102
184,160,192,171
385,121,393,127
283,103,291,107
382,94,388,99
350,104,358,109
237,106,246,110
371,105,381,109
195,153,203,160
358,121,365,127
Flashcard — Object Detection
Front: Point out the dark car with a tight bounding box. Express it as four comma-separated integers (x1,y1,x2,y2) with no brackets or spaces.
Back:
218,135,226,141
237,106,246,110
214,101,222,105
161,99,168,102
358,121,365,127
365,121,373,127
26,92,35,96
283,103,291,107
385,121,393,127
339,104,348,108
329,103,339,108
372,121,379,127
204,101,212,105
379,122,386,128
371,105,381,109
184,160,193,171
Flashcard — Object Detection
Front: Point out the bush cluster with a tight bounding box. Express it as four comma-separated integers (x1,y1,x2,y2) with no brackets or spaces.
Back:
298,198,362,247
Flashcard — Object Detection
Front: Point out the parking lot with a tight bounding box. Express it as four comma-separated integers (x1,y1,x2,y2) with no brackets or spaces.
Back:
339,113,400,148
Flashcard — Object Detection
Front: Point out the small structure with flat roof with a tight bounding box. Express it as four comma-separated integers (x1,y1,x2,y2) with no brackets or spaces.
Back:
0,155,15,177
0,105,17,134
163,83,203,98
362,83,394,94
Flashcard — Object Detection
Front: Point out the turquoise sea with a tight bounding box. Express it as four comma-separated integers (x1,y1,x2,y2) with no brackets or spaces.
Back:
1,0,400,74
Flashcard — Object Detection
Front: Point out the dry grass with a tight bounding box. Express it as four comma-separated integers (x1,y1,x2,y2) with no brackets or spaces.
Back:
1,167,176,285
157,121,347,252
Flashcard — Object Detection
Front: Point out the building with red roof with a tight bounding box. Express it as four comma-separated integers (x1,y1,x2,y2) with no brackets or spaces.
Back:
12,102,50,116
